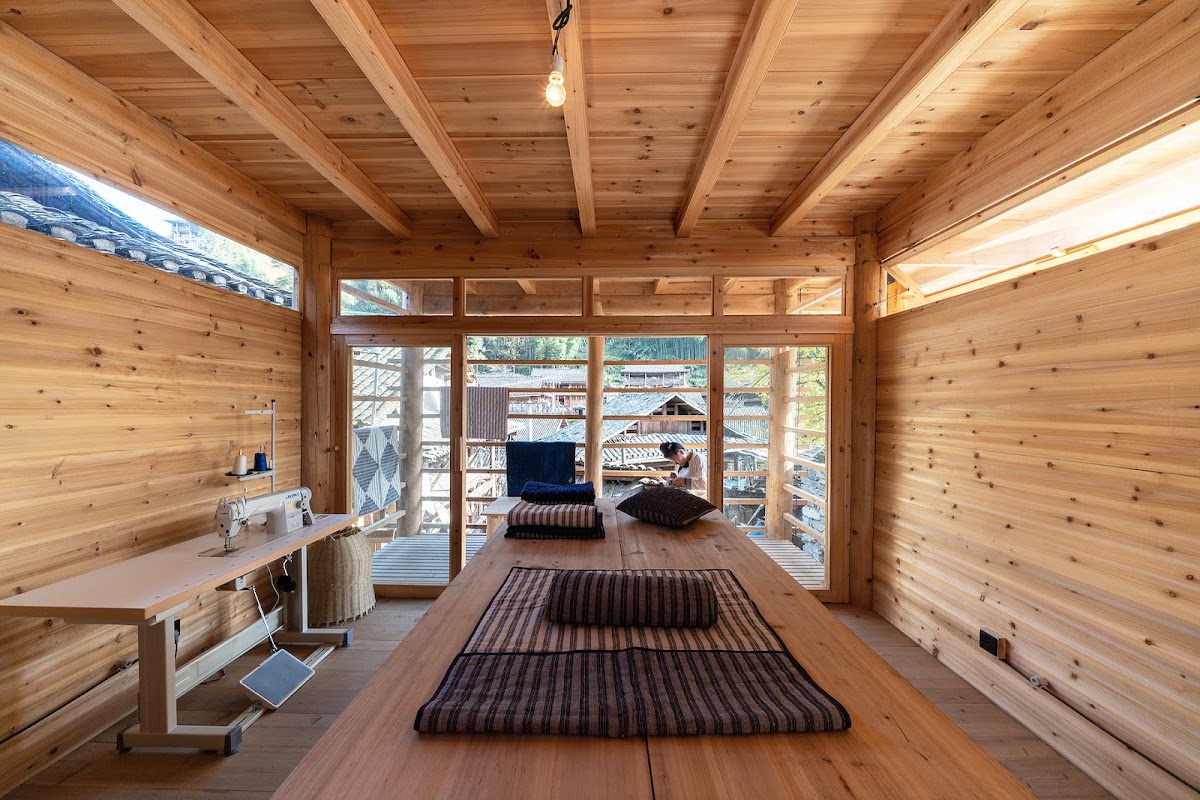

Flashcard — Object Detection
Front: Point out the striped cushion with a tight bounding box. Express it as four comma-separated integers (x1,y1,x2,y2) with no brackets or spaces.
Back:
616,486,717,527
548,570,717,629
507,501,598,529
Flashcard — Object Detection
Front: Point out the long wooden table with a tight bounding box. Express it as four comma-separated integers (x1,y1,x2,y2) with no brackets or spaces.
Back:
0,512,355,754
274,502,1033,798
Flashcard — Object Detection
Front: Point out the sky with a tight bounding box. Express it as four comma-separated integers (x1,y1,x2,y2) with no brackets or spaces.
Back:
65,166,181,238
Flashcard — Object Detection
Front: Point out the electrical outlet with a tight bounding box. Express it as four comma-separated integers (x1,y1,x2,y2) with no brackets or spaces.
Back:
979,629,1010,660
217,574,250,592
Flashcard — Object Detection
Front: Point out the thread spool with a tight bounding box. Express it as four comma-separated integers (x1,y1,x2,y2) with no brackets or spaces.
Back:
233,450,248,476
254,451,269,472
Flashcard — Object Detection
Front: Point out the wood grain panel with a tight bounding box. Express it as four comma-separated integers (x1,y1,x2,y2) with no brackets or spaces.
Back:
0,224,301,771
0,18,304,265
872,221,1200,796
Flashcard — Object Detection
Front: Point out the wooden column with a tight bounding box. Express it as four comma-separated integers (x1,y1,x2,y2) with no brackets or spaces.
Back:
706,337,724,509
849,212,883,608
301,215,336,512
448,336,467,579
766,346,792,539
400,347,425,537
586,337,605,492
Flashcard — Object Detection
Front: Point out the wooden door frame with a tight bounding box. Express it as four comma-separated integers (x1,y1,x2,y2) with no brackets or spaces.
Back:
721,333,850,603
339,334,466,597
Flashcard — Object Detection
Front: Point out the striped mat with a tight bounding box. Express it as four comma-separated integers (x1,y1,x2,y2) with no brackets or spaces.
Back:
415,567,850,737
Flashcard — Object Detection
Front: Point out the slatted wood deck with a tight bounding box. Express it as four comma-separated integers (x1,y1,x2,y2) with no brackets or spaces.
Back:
369,530,824,589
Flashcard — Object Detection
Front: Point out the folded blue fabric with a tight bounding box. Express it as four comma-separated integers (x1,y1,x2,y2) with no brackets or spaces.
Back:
521,480,596,505
506,441,577,497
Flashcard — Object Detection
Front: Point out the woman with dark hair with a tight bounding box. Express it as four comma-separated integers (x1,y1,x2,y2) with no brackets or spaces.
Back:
659,441,706,492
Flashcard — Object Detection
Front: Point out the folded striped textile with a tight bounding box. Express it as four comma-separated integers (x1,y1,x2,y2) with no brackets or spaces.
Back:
504,500,603,539
415,567,851,737
547,570,717,629
520,480,595,505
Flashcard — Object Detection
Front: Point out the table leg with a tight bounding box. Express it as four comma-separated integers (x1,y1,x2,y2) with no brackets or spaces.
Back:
274,546,353,648
117,616,242,755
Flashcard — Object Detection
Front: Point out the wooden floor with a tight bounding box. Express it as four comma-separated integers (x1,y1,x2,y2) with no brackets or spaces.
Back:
752,538,825,588
6,601,1112,800
370,531,825,589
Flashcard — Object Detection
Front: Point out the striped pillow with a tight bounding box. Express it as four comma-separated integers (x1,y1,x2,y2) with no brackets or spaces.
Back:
547,570,718,629
506,500,598,530
616,486,717,528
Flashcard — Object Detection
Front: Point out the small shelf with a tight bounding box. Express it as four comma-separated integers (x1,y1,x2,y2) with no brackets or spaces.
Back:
226,470,275,481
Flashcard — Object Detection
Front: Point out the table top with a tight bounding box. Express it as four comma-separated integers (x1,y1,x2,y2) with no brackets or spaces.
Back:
0,513,355,624
481,497,519,517
273,501,1032,799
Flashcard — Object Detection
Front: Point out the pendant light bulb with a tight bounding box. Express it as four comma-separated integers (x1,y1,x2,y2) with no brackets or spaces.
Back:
546,52,566,107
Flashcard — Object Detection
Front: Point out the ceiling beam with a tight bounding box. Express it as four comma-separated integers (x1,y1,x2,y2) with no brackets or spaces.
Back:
789,284,841,314
310,0,501,239
674,0,800,237
111,0,413,240
0,19,304,265
546,0,597,238
877,0,1200,263
769,0,1026,236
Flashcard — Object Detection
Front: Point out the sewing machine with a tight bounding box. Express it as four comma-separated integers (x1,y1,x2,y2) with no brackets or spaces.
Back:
216,487,314,552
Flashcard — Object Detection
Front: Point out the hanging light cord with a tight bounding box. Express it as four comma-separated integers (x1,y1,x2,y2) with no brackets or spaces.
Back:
551,1,573,55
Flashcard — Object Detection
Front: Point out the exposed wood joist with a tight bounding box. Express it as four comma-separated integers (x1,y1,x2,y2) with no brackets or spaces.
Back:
546,0,597,238
111,0,413,240
788,284,842,314
769,0,1026,236
340,282,411,315
310,0,500,238
877,0,1200,263
333,236,853,277
0,19,303,265
674,0,801,237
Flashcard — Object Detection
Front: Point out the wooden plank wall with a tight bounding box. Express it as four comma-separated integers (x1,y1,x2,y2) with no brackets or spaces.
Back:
0,223,301,781
873,222,1200,798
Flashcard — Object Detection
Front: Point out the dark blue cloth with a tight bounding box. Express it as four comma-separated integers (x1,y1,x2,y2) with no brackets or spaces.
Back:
521,480,595,505
506,441,577,497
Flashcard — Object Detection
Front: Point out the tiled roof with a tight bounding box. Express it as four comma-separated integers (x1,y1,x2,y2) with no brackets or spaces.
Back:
0,142,292,307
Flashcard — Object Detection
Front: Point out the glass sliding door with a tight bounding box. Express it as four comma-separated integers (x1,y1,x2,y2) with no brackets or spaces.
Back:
722,344,829,590
600,336,708,500
348,341,460,589
464,336,589,542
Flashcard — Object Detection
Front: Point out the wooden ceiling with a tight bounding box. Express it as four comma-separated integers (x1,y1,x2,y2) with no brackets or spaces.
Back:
0,0,1172,241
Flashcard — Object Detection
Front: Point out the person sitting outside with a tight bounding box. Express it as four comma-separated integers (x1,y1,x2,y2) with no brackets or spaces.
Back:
659,441,706,493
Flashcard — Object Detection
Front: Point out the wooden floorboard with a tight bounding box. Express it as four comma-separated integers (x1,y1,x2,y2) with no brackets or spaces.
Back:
6,601,1112,800
369,531,825,590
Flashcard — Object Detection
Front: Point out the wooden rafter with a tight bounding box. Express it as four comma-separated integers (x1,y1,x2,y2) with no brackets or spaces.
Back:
877,0,1200,263
111,0,413,240
0,19,304,265
788,284,842,314
546,0,597,238
675,0,800,237
340,282,411,315
310,0,501,238
769,0,1026,236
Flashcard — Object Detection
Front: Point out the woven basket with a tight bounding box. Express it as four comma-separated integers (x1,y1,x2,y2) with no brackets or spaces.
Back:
307,527,376,626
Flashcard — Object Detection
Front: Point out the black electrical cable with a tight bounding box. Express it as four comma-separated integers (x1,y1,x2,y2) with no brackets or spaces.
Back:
551,0,573,55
